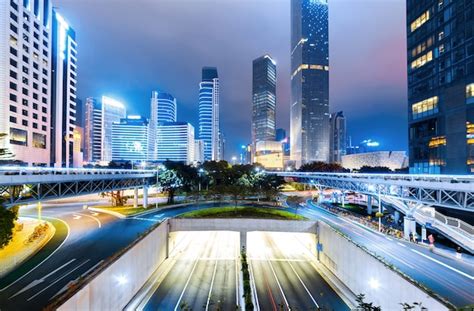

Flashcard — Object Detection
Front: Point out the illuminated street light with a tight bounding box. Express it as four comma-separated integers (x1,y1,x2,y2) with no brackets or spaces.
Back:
369,278,380,289
116,274,128,286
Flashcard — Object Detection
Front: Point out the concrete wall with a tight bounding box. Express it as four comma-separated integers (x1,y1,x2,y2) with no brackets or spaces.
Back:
58,221,170,311
318,222,448,310
169,218,317,234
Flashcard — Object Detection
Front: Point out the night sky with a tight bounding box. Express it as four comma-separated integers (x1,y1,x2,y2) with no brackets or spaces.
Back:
54,0,408,161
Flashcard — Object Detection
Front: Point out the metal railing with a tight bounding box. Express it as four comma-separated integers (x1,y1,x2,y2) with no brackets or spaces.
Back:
0,166,155,176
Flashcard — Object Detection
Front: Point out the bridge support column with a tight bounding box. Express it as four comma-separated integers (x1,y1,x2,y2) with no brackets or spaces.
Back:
367,195,372,215
133,188,139,208
143,186,148,209
341,192,345,207
37,201,42,221
403,216,416,240
394,211,400,223
240,231,247,252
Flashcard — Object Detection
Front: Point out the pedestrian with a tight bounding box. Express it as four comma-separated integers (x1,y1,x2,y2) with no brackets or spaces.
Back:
456,246,462,259
428,234,435,252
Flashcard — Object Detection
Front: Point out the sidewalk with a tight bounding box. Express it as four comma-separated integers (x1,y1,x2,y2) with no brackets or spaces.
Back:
0,217,55,277
314,201,474,263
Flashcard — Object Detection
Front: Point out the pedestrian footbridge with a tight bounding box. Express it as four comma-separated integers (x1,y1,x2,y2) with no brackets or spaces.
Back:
277,171,474,253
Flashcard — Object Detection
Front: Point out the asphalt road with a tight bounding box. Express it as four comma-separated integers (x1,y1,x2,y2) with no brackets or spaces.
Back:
142,231,239,311
1,195,473,310
248,232,349,311
295,200,474,308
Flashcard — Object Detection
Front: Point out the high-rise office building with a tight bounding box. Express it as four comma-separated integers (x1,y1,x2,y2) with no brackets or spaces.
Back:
157,122,195,164
290,0,330,167
101,96,126,162
252,55,276,148
84,97,101,162
149,91,177,161
407,0,473,174
329,111,346,163
0,0,52,165
194,139,205,163
83,96,126,163
111,116,149,162
51,9,78,167
0,1,81,167
276,128,290,156
199,67,220,161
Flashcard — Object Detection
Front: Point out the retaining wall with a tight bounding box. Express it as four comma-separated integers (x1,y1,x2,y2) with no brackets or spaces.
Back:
57,221,169,311
318,222,449,310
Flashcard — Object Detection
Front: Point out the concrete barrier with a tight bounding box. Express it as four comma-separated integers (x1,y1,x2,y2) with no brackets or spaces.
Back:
57,221,170,311
318,221,450,310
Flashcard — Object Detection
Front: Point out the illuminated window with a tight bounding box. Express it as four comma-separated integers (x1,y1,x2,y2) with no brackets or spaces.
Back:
32,133,46,149
411,10,430,32
467,122,474,144
428,136,446,148
411,37,433,57
412,96,438,119
411,51,433,69
467,84,474,104
9,35,17,46
9,127,27,146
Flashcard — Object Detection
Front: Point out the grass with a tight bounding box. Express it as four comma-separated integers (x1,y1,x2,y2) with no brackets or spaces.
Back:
335,203,369,216
93,205,152,216
178,206,307,220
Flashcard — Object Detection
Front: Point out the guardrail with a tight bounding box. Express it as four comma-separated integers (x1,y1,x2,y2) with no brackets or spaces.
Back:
0,166,155,176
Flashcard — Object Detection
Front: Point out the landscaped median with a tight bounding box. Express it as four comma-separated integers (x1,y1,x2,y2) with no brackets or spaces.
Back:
178,206,308,220
0,217,55,278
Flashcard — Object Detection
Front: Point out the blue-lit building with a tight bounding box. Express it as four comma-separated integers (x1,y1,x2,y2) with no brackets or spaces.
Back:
51,9,79,167
407,0,473,174
290,0,330,167
111,116,149,162
252,55,277,147
199,67,220,161
157,122,195,164
149,91,177,160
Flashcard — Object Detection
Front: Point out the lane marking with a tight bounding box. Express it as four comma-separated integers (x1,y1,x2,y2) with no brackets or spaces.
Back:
283,252,319,308
9,258,76,299
174,245,205,311
265,250,290,310
248,260,260,311
397,242,406,248
77,213,102,228
0,216,71,292
205,258,218,310
411,249,474,280
27,259,90,301
72,215,82,220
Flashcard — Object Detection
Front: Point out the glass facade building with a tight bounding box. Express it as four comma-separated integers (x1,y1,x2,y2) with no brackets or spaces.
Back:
329,111,346,163
157,122,195,164
101,96,126,162
199,67,220,161
51,9,77,167
407,0,473,174
149,90,177,161
290,0,330,167
111,116,149,162
252,54,276,148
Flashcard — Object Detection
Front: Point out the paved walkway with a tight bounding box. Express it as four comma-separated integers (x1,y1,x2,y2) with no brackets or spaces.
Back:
0,217,55,277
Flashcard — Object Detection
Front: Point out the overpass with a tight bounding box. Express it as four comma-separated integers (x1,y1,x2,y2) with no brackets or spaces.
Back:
276,171,474,253
0,167,156,207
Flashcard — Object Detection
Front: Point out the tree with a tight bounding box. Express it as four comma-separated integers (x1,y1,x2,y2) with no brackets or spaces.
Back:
355,294,381,311
299,161,347,172
100,190,128,206
157,169,183,204
0,201,18,249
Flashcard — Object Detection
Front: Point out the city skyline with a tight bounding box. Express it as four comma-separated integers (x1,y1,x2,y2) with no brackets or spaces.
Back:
54,0,408,160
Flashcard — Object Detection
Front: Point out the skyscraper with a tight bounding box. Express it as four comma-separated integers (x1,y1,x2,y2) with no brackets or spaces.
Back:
157,122,195,164
0,0,53,165
84,97,102,162
252,54,276,148
111,116,149,162
51,9,78,167
101,96,126,162
290,0,330,167
407,0,473,174
149,91,177,161
329,111,346,164
199,67,220,161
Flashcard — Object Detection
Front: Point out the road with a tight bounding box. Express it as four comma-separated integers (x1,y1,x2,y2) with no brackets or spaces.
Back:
293,199,474,308
1,195,473,309
139,231,239,311
248,232,349,311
